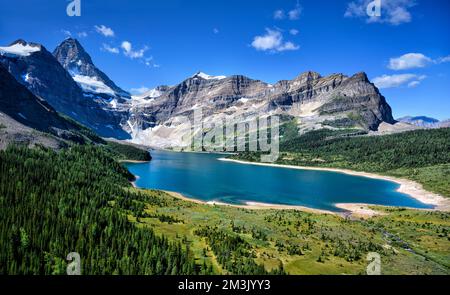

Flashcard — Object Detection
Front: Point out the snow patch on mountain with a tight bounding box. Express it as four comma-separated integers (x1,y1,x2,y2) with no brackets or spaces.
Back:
0,43,41,57
129,123,193,149
21,73,32,83
109,99,118,109
132,88,163,100
73,74,115,96
193,72,227,80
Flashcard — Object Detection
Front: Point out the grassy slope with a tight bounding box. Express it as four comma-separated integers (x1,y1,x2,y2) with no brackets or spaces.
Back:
128,189,450,274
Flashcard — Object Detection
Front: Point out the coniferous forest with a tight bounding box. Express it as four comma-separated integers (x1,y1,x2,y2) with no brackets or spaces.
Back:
0,145,202,275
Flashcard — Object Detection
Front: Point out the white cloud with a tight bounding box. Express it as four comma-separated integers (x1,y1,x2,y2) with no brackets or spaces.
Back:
387,53,450,70
437,55,450,64
288,2,302,20
62,29,72,37
95,25,115,37
77,31,88,38
388,53,432,70
407,80,420,88
121,41,148,59
277,42,299,51
289,29,299,35
113,41,157,68
274,2,302,20
121,41,131,52
144,56,160,68
373,73,426,89
102,43,119,54
251,28,299,53
100,38,158,68
130,86,150,95
274,10,285,20
345,0,416,25
386,6,411,25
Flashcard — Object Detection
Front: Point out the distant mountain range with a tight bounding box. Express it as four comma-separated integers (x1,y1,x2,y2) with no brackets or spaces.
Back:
1,37,446,149
397,116,450,128
127,70,395,147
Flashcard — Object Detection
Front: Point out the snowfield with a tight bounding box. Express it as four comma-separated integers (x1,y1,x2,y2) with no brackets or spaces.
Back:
193,72,227,80
0,43,41,57
73,74,115,96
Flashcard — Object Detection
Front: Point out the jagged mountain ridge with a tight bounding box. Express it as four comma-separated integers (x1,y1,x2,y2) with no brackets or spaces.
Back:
1,38,398,148
129,70,395,147
53,38,130,99
0,64,99,148
0,39,130,139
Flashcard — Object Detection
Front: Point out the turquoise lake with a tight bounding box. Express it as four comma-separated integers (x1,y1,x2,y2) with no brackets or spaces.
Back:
125,150,434,212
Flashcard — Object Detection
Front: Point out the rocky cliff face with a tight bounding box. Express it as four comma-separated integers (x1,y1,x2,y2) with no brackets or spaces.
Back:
0,64,96,147
53,38,130,99
0,39,130,139
129,70,396,147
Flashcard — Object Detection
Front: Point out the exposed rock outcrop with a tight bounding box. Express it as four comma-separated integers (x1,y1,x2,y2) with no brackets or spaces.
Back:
129,70,396,147
0,64,96,148
0,39,130,139
53,38,130,99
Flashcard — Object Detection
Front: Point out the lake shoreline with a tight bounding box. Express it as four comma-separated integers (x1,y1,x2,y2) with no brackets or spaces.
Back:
119,159,151,164
163,190,337,215
125,155,450,219
217,158,450,212
163,191,395,219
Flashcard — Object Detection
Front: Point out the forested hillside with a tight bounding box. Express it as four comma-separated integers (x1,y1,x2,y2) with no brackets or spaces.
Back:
0,145,201,274
235,128,450,197
105,141,152,162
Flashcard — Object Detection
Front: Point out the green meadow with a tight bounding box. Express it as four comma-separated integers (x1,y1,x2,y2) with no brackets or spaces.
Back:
127,188,450,275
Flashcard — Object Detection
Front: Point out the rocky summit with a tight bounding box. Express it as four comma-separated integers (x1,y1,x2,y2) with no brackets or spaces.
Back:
53,38,130,99
128,70,395,148
0,39,130,139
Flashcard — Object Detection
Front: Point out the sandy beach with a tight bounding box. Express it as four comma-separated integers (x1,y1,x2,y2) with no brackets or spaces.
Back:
217,158,450,212
164,190,336,215
334,203,386,219
119,159,151,164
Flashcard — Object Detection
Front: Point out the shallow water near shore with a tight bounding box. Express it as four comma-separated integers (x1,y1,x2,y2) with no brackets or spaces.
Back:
125,150,434,212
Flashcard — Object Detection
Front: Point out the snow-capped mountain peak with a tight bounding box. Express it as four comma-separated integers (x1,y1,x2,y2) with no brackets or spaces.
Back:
0,40,41,57
53,38,130,99
131,85,171,107
192,71,227,80
132,88,163,100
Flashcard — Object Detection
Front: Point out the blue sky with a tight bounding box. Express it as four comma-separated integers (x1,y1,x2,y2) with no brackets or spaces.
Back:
0,0,449,119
